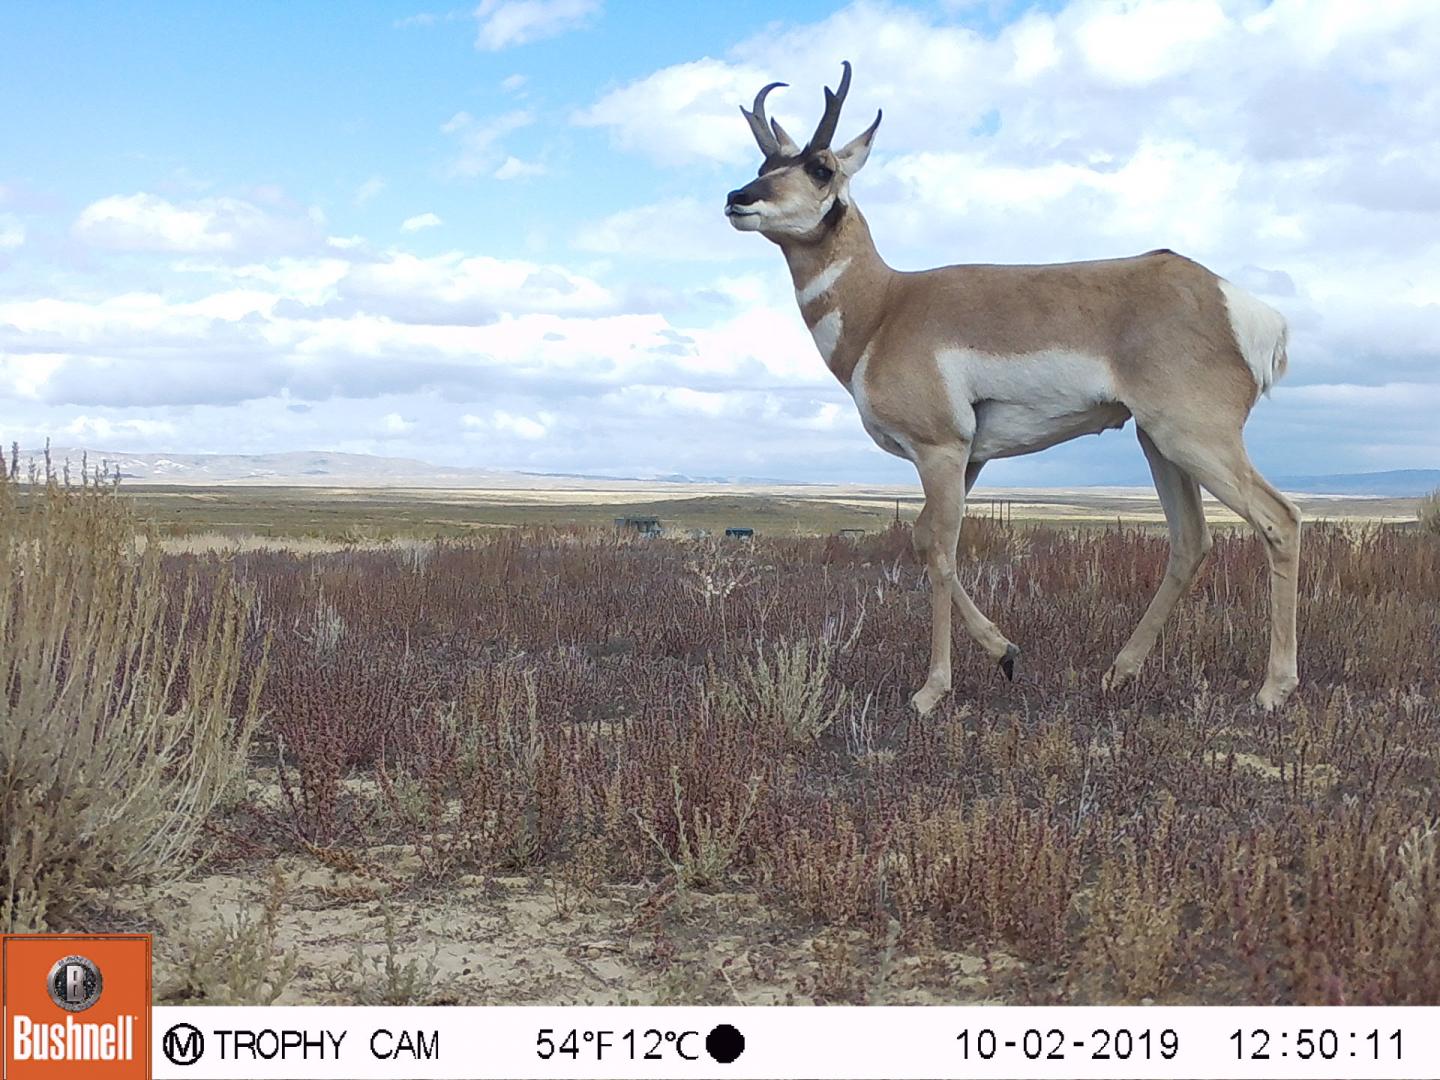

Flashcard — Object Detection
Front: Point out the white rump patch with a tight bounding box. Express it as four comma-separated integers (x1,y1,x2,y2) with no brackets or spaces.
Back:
809,309,843,365
937,348,1130,461
1218,279,1289,401
796,258,850,306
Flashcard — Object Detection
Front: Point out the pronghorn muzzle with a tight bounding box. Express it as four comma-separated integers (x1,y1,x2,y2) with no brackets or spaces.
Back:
724,182,768,218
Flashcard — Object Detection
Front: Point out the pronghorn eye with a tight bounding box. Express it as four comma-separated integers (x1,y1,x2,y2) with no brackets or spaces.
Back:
807,162,834,184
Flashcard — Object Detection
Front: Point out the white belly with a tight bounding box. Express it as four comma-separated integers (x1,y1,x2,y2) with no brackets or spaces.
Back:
971,399,1132,459
940,347,1130,461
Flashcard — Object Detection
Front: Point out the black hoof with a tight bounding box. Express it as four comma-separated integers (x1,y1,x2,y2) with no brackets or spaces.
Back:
999,643,1020,682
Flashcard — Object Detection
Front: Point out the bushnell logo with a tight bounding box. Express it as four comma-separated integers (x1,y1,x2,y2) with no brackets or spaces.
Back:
2,933,150,1078
48,954,104,1012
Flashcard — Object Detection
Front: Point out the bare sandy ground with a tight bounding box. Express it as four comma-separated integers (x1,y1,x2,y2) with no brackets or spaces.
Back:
113,780,1016,1007
129,866,1012,1007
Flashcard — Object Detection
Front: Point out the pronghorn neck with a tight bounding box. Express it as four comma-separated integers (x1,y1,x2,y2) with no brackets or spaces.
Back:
779,202,892,384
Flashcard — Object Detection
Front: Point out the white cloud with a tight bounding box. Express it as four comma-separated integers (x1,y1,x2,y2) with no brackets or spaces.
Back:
575,58,771,166
602,385,737,418
1073,0,1230,85
463,409,552,439
441,109,535,178
494,410,550,439
329,250,615,322
401,212,443,232
473,0,600,50
74,194,226,252
1008,12,1062,81
379,412,416,435
0,289,276,346
0,353,64,398
493,156,546,181
575,8,1001,167
72,193,321,254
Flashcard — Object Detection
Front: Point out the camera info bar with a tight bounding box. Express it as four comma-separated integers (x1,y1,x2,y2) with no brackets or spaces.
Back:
143,1006,1439,1079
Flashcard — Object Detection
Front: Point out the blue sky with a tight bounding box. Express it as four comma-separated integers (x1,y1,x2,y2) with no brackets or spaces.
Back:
2,0,1437,485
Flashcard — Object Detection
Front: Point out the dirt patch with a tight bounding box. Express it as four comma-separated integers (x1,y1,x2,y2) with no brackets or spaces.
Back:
115,854,1012,1006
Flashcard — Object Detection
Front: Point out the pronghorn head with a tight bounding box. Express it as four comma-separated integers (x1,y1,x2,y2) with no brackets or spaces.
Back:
725,61,881,242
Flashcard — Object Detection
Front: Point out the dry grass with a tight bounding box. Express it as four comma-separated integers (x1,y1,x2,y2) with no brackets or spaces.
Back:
14,475,1440,1003
0,474,266,930
1420,488,1440,534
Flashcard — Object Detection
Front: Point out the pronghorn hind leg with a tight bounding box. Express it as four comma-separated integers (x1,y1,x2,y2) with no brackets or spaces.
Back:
1145,425,1301,709
1102,428,1212,692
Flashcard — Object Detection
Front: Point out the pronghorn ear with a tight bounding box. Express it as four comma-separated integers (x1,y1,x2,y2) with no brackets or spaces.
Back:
835,110,881,176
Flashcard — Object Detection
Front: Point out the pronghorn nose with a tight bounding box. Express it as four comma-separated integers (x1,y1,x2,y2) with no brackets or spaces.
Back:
727,187,760,207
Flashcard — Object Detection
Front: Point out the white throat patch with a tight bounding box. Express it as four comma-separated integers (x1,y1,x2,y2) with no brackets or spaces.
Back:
796,258,851,306
809,309,843,364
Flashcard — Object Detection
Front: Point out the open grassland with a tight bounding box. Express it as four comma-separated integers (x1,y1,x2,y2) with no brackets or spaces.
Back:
120,482,1424,551
6,478,1440,1005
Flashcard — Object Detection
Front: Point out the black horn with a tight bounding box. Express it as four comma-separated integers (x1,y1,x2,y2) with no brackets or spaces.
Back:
805,60,852,152
740,81,788,157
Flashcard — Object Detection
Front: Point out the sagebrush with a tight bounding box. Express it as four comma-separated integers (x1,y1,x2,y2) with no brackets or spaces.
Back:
0,473,266,930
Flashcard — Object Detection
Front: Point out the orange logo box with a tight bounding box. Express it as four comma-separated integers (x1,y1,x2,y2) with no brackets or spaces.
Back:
2,934,151,1080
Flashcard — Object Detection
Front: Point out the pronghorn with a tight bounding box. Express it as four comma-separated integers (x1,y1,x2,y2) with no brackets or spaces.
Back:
725,62,1300,715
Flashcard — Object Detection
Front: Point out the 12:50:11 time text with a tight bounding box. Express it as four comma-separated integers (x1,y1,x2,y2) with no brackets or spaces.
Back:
1230,1028,1402,1060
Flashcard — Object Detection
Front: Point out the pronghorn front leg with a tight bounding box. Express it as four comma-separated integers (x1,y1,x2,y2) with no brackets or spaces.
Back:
956,462,1022,679
910,444,969,715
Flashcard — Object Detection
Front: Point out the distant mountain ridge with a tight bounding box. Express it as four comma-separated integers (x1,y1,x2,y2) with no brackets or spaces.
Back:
13,449,1438,495
1270,469,1440,496
20,448,513,486
17,448,783,489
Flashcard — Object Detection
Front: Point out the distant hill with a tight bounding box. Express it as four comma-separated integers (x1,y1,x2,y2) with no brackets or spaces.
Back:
15,448,788,489
1271,469,1440,497
17,448,589,489
12,448,1436,496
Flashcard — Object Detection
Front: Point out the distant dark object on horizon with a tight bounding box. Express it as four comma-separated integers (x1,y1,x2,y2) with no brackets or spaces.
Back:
614,515,662,537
